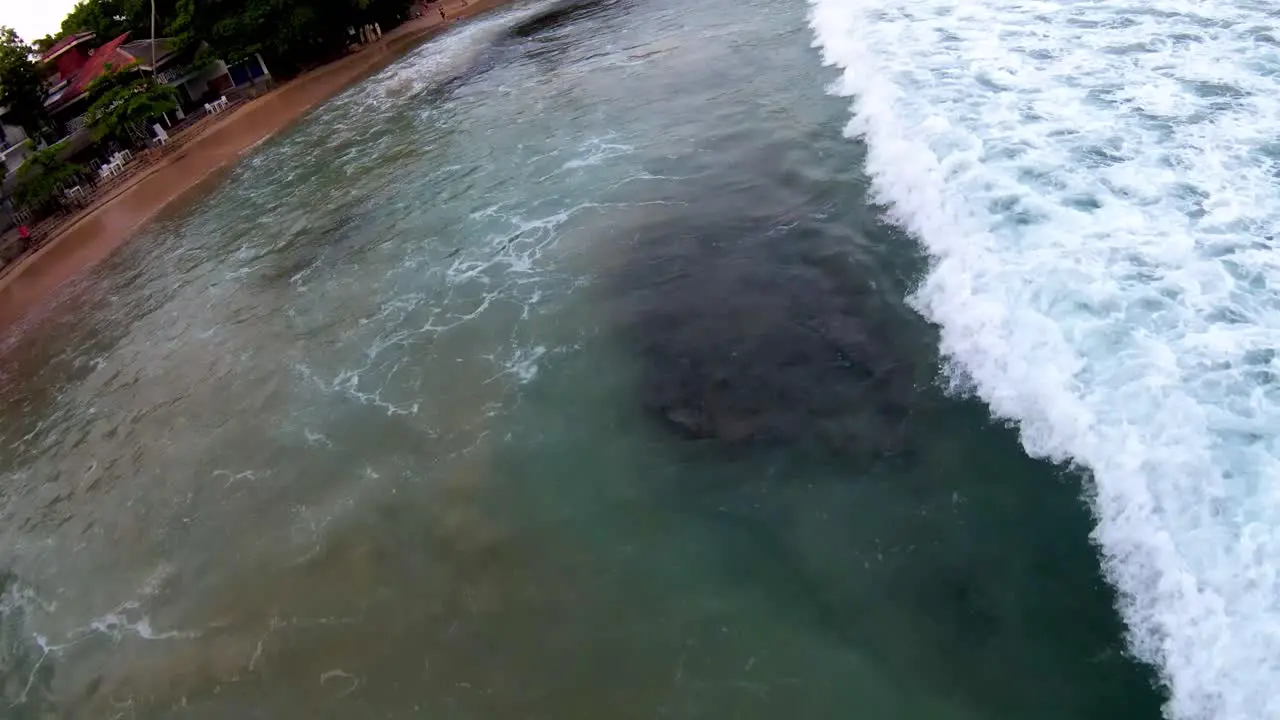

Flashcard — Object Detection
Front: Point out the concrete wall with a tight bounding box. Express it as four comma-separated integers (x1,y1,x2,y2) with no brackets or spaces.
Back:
181,61,232,105
1,122,26,149
1,147,32,176
1,123,32,175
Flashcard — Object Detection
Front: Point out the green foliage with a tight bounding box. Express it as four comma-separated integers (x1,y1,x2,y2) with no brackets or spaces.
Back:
55,0,184,52
169,0,412,76
58,0,178,40
48,0,413,88
85,72,178,146
83,59,144,99
61,0,132,38
14,143,83,213
0,27,50,138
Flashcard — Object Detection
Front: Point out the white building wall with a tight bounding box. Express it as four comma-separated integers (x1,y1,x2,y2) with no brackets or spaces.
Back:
1,122,32,175
2,122,26,148
181,61,231,102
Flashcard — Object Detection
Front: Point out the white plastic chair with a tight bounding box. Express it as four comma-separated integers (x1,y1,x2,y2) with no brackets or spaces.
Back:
153,123,169,146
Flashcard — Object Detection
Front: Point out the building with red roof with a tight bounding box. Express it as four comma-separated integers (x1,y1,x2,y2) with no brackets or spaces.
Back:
35,30,275,145
40,31,98,83
45,33,135,114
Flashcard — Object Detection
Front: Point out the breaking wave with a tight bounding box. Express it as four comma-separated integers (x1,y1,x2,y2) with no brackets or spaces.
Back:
807,0,1280,718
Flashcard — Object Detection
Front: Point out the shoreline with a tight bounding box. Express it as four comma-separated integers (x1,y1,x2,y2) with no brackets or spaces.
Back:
0,0,512,328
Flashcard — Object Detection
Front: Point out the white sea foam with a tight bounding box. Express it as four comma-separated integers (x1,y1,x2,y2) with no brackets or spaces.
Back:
807,1,1280,718
87,609,202,641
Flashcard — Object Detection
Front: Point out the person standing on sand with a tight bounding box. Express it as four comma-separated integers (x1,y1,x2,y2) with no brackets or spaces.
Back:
439,5,448,21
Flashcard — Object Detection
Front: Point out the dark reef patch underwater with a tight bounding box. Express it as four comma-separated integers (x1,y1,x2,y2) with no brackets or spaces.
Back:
611,217,922,457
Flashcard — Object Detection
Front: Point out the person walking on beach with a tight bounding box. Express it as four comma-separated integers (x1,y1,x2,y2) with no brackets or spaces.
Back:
439,5,447,22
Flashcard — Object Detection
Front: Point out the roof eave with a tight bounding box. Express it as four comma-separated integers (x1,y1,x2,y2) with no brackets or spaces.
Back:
40,33,96,64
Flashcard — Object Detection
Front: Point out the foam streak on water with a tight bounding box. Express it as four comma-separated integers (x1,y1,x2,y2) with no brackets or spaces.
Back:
807,1,1280,718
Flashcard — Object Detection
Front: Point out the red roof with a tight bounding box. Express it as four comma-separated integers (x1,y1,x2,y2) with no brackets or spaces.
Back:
51,33,135,110
40,32,96,63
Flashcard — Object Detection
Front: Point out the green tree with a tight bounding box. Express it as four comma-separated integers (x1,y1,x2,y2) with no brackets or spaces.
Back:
169,0,412,77
60,0,143,39
50,0,413,84
14,143,82,214
59,0,185,43
85,70,178,146
83,59,144,99
0,28,50,138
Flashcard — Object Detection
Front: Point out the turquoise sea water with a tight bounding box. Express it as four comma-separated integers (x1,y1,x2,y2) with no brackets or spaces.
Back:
7,0,1272,716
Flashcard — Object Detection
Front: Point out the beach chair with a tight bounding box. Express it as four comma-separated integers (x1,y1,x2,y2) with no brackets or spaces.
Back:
63,186,87,207
153,124,170,146
98,152,128,179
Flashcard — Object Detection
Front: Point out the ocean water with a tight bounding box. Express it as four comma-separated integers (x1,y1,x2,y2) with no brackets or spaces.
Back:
0,0,1266,716
809,1,1280,718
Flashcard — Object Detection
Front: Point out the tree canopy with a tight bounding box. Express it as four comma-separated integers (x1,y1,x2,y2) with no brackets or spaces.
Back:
85,68,178,146
0,27,50,138
48,0,413,79
57,0,180,41
168,0,412,75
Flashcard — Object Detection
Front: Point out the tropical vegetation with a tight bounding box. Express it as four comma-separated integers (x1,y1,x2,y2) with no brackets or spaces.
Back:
41,0,416,77
0,28,50,138
14,143,83,214
85,69,179,146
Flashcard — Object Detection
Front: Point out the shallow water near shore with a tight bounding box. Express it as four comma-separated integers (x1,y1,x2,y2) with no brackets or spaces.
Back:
0,0,1213,716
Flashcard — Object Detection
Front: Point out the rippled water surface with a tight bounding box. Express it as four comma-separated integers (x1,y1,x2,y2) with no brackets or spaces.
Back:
5,0,1266,716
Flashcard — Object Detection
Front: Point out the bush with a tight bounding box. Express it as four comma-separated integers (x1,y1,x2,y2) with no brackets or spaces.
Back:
14,143,84,215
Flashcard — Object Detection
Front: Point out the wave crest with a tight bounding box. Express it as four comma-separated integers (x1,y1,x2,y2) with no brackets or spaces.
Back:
807,0,1280,718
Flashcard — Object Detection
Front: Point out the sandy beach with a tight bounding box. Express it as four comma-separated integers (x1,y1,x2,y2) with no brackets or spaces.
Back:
0,0,512,327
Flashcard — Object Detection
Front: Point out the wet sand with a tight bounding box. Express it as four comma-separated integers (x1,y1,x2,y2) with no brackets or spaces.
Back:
0,0,513,328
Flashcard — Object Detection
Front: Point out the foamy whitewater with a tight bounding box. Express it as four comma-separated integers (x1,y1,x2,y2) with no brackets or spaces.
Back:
807,1,1280,718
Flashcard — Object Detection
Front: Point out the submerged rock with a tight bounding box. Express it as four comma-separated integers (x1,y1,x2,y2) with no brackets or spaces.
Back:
602,208,925,459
